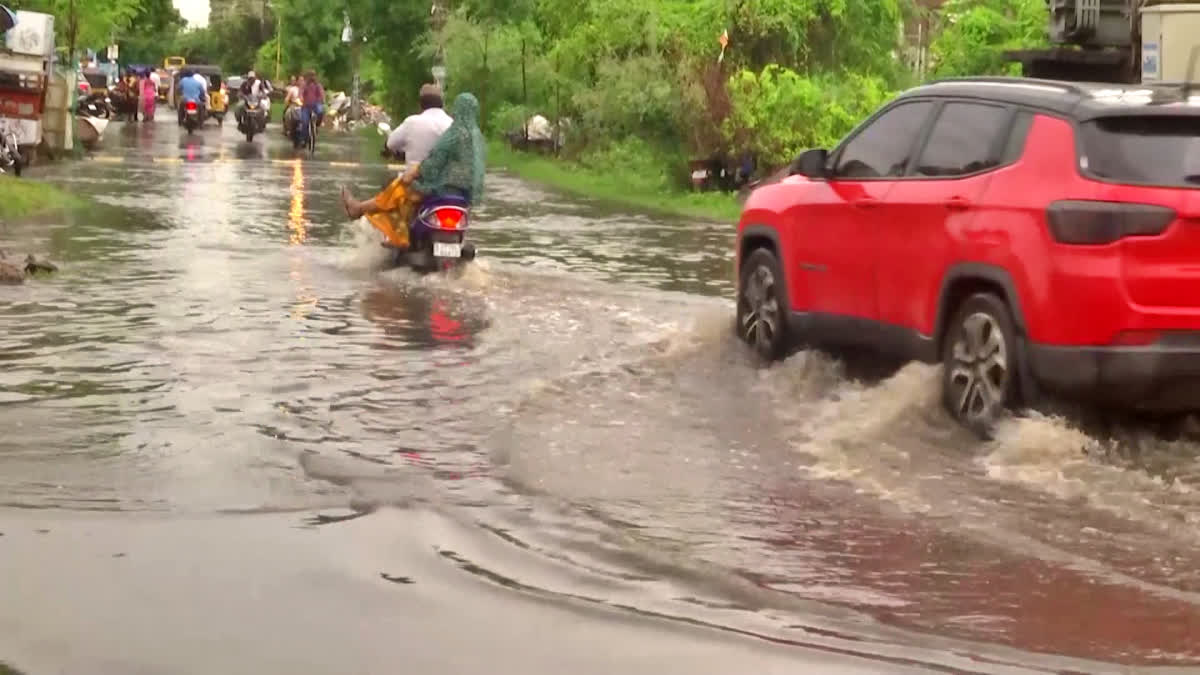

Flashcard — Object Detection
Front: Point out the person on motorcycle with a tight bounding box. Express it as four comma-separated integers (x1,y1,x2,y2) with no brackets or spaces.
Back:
298,71,325,141
235,70,273,126
340,92,484,251
177,69,208,126
386,83,453,170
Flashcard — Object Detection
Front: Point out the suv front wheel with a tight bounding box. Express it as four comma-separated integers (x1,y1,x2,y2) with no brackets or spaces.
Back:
942,293,1019,438
737,248,789,360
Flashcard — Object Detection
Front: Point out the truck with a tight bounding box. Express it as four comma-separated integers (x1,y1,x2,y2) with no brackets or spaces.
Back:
1005,0,1200,83
0,10,54,158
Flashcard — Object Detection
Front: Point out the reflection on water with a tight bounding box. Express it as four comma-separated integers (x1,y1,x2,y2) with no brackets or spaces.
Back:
5,119,1200,668
289,160,307,245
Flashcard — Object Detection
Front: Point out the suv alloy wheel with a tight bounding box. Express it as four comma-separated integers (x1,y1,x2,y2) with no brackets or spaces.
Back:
737,248,789,360
941,293,1019,438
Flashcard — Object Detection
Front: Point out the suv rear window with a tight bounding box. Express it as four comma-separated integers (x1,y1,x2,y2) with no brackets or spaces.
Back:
1080,116,1200,187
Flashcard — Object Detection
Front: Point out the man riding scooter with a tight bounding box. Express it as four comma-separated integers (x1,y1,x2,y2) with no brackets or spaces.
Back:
177,69,208,126
234,70,272,126
340,84,453,249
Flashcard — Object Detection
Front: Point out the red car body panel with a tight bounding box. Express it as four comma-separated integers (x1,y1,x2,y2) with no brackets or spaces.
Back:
736,80,1200,410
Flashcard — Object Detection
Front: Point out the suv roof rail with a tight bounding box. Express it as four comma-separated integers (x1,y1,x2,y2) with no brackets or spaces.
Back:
922,76,1087,93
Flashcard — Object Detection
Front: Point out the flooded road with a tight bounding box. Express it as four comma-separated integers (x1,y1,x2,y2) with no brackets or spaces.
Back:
2,118,1200,673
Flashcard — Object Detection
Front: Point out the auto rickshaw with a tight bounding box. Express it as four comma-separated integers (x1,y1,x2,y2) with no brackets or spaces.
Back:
80,67,113,115
196,66,228,125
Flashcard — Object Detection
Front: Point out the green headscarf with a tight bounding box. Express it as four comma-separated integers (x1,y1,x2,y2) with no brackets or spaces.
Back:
412,92,486,203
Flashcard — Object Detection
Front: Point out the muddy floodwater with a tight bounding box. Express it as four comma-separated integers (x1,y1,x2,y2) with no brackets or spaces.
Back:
2,119,1200,674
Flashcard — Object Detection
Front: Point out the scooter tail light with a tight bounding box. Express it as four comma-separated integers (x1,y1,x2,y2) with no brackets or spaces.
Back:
434,208,464,230
185,101,197,111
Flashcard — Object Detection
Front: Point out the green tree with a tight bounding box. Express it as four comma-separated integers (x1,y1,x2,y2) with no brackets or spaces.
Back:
929,0,1048,77
8,0,141,60
116,0,186,65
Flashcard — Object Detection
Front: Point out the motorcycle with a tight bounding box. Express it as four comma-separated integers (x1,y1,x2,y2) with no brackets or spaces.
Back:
75,96,111,150
374,123,477,273
0,121,22,176
182,100,202,134
390,194,478,273
237,96,268,142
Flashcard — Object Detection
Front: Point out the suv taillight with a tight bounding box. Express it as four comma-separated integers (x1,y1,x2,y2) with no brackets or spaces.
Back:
1046,200,1176,245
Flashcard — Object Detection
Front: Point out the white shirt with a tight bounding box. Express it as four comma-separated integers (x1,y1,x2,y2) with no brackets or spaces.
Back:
246,78,272,107
150,71,161,89
386,107,453,168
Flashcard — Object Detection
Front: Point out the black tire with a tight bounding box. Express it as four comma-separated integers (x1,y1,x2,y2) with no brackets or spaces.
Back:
736,248,790,360
245,131,255,143
307,118,317,156
941,293,1020,439
11,154,21,177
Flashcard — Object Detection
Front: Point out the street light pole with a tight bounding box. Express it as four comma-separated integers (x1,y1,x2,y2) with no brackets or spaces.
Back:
342,11,360,121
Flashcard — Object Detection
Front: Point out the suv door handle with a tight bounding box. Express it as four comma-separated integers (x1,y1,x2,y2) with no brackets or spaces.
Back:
854,197,880,209
945,196,971,211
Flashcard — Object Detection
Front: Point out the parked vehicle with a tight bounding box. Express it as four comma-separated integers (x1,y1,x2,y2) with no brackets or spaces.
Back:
735,77,1200,437
226,75,244,104
0,10,55,163
75,98,110,150
0,118,22,175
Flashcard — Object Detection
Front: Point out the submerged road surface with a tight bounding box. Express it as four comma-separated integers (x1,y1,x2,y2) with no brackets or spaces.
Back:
1,117,1199,673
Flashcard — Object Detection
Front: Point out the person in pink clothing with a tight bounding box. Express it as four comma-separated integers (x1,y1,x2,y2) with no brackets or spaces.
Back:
140,74,157,122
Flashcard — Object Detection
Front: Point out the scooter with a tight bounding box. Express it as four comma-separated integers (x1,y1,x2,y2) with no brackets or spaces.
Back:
75,97,111,150
0,121,22,176
237,96,268,142
375,122,477,273
389,194,477,273
182,100,202,134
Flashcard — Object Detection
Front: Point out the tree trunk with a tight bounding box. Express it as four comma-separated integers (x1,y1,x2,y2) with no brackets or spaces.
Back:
67,0,78,64
521,37,527,106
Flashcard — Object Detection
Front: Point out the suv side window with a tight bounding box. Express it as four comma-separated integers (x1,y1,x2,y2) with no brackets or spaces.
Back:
833,101,933,179
914,102,1011,177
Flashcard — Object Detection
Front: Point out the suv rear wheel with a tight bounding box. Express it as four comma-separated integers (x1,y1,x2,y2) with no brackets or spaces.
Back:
737,248,789,360
942,293,1019,438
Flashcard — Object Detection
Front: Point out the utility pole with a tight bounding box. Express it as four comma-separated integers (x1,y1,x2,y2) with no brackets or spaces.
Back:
431,0,447,90
342,10,360,120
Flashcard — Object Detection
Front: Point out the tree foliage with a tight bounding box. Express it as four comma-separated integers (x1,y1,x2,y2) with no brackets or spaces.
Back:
8,0,142,59
929,0,1048,77
6,0,1057,186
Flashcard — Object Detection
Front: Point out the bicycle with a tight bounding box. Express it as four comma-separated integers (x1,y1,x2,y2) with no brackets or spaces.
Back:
307,113,317,157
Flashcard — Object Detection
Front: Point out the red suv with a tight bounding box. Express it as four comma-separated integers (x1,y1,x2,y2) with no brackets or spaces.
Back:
736,77,1200,435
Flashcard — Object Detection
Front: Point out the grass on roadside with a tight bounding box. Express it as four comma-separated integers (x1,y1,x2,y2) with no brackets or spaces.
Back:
486,140,741,222
0,177,85,221
0,662,26,675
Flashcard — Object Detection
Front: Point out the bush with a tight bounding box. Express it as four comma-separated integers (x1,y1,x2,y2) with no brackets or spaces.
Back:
930,0,1049,77
723,66,894,168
